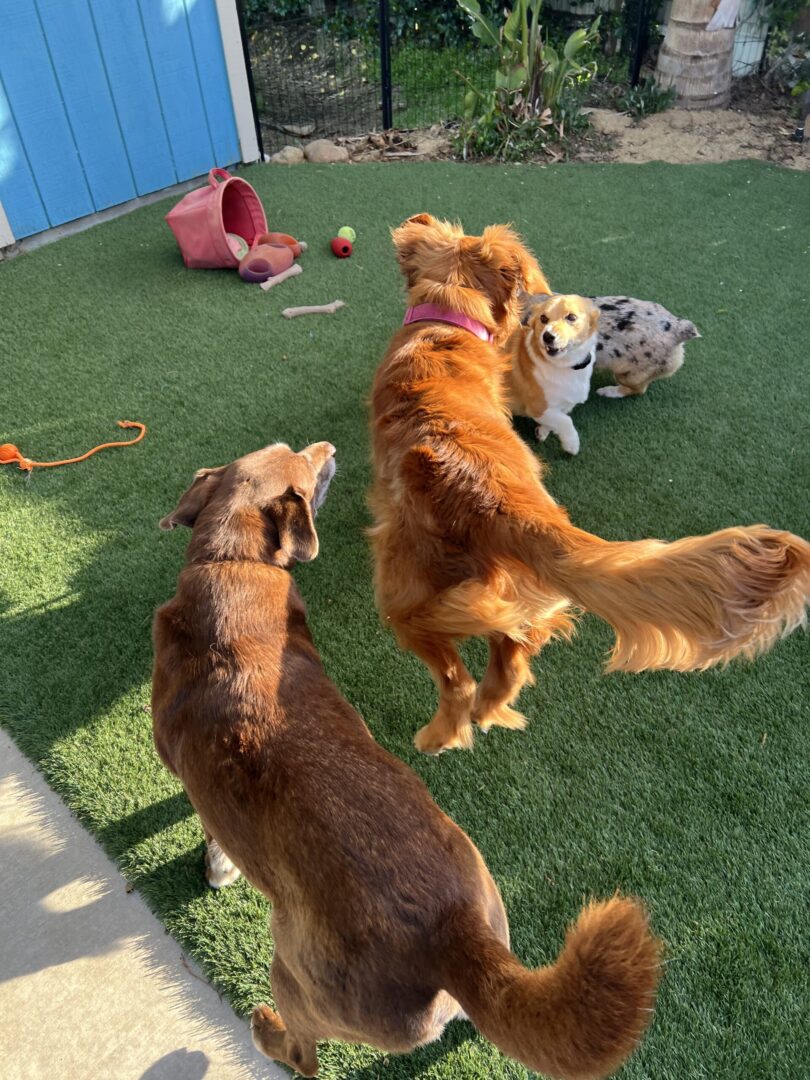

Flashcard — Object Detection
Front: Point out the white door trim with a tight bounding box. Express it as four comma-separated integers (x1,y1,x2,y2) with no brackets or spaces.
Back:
0,201,15,248
215,0,261,163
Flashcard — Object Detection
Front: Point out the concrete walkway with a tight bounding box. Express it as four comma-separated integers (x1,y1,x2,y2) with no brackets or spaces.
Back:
0,730,283,1080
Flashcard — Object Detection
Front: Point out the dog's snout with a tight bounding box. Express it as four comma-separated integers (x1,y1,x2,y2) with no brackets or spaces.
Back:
542,330,555,346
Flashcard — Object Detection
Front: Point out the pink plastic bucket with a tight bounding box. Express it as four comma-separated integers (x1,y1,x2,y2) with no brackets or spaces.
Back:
165,169,267,269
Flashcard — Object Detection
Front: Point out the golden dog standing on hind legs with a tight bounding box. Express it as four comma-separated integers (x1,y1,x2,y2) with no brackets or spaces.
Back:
369,213,810,754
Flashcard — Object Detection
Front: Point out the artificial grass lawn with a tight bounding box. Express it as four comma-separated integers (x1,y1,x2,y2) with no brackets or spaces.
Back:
1,160,809,1079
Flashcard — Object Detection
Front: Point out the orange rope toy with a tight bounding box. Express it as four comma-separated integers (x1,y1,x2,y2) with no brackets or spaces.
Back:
0,420,147,472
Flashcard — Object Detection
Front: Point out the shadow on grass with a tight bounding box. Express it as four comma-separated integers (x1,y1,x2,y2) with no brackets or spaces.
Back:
339,1021,477,1080
96,791,194,851
132,845,212,910
0,535,160,758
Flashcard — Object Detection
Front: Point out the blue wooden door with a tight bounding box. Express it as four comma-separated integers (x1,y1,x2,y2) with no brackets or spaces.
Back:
0,0,240,240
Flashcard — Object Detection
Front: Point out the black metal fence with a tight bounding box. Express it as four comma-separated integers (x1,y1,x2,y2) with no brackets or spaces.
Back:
241,4,494,154
240,0,773,156
244,15,382,153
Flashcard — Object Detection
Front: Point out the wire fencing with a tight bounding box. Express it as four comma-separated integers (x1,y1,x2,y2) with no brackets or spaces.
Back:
241,0,776,155
243,8,493,153
244,15,381,153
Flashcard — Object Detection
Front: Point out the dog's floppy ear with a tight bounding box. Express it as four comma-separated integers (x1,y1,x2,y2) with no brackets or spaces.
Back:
586,298,601,335
299,440,335,475
467,225,527,322
404,212,436,228
299,441,337,511
520,293,553,325
516,247,551,296
159,467,226,531
479,225,551,303
391,213,439,267
269,491,319,565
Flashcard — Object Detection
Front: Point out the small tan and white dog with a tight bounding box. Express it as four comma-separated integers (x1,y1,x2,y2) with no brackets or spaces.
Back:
506,293,600,455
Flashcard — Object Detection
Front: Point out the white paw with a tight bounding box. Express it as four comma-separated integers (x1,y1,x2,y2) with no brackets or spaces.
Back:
597,385,627,399
205,843,241,889
535,425,551,442
561,434,580,455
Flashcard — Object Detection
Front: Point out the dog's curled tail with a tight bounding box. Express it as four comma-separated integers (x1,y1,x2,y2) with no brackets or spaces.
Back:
442,897,661,1080
549,524,810,672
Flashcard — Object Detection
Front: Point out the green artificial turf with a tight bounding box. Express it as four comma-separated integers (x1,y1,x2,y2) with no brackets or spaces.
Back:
1,160,809,1080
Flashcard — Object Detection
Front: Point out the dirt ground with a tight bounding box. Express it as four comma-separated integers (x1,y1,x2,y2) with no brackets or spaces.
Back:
341,79,808,171
579,102,808,171
569,74,807,170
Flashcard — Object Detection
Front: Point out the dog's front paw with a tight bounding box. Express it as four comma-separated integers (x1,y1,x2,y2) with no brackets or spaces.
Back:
561,433,580,455
597,385,628,399
251,1004,285,1042
252,1005,319,1075
535,424,551,443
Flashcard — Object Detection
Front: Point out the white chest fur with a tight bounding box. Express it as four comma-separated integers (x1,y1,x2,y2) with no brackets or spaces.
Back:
525,332,596,414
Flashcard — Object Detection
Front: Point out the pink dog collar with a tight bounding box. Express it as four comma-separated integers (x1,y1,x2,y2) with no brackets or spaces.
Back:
403,304,493,343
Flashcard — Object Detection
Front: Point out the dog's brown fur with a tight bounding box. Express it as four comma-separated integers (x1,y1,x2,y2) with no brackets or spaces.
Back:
370,214,810,753
508,321,550,419
152,442,661,1079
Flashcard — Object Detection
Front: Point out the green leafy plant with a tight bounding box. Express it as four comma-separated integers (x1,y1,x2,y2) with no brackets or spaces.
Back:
243,0,504,46
769,0,806,33
764,0,808,92
454,0,600,159
619,78,677,118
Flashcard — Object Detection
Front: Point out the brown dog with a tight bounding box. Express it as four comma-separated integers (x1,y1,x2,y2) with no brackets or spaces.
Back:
369,213,810,753
152,442,661,1079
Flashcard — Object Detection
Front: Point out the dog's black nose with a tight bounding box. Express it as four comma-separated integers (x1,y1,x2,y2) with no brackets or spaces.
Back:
542,330,555,346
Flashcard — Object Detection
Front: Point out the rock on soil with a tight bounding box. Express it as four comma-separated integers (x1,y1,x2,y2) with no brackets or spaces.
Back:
269,145,305,165
303,140,350,164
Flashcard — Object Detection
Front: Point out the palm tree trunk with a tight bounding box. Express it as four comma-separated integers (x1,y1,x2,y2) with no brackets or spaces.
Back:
655,0,742,109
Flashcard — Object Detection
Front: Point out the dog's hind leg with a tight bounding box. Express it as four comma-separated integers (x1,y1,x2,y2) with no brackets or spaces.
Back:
472,622,557,734
398,632,476,754
598,372,655,398
412,990,468,1045
203,829,241,889
604,347,683,398
473,605,575,734
472,634,531,735
597,383,636,399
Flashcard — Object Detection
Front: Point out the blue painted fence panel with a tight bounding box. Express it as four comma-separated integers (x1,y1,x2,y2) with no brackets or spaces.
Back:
0,78,49,237
186,0,240,167
0,0,94,228
138,0,218,181
35,0,137,212
87,0,178,196
0,0,240,240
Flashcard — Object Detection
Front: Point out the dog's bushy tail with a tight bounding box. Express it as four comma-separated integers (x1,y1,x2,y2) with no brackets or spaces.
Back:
546,524,810,671
441,897,661,1080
